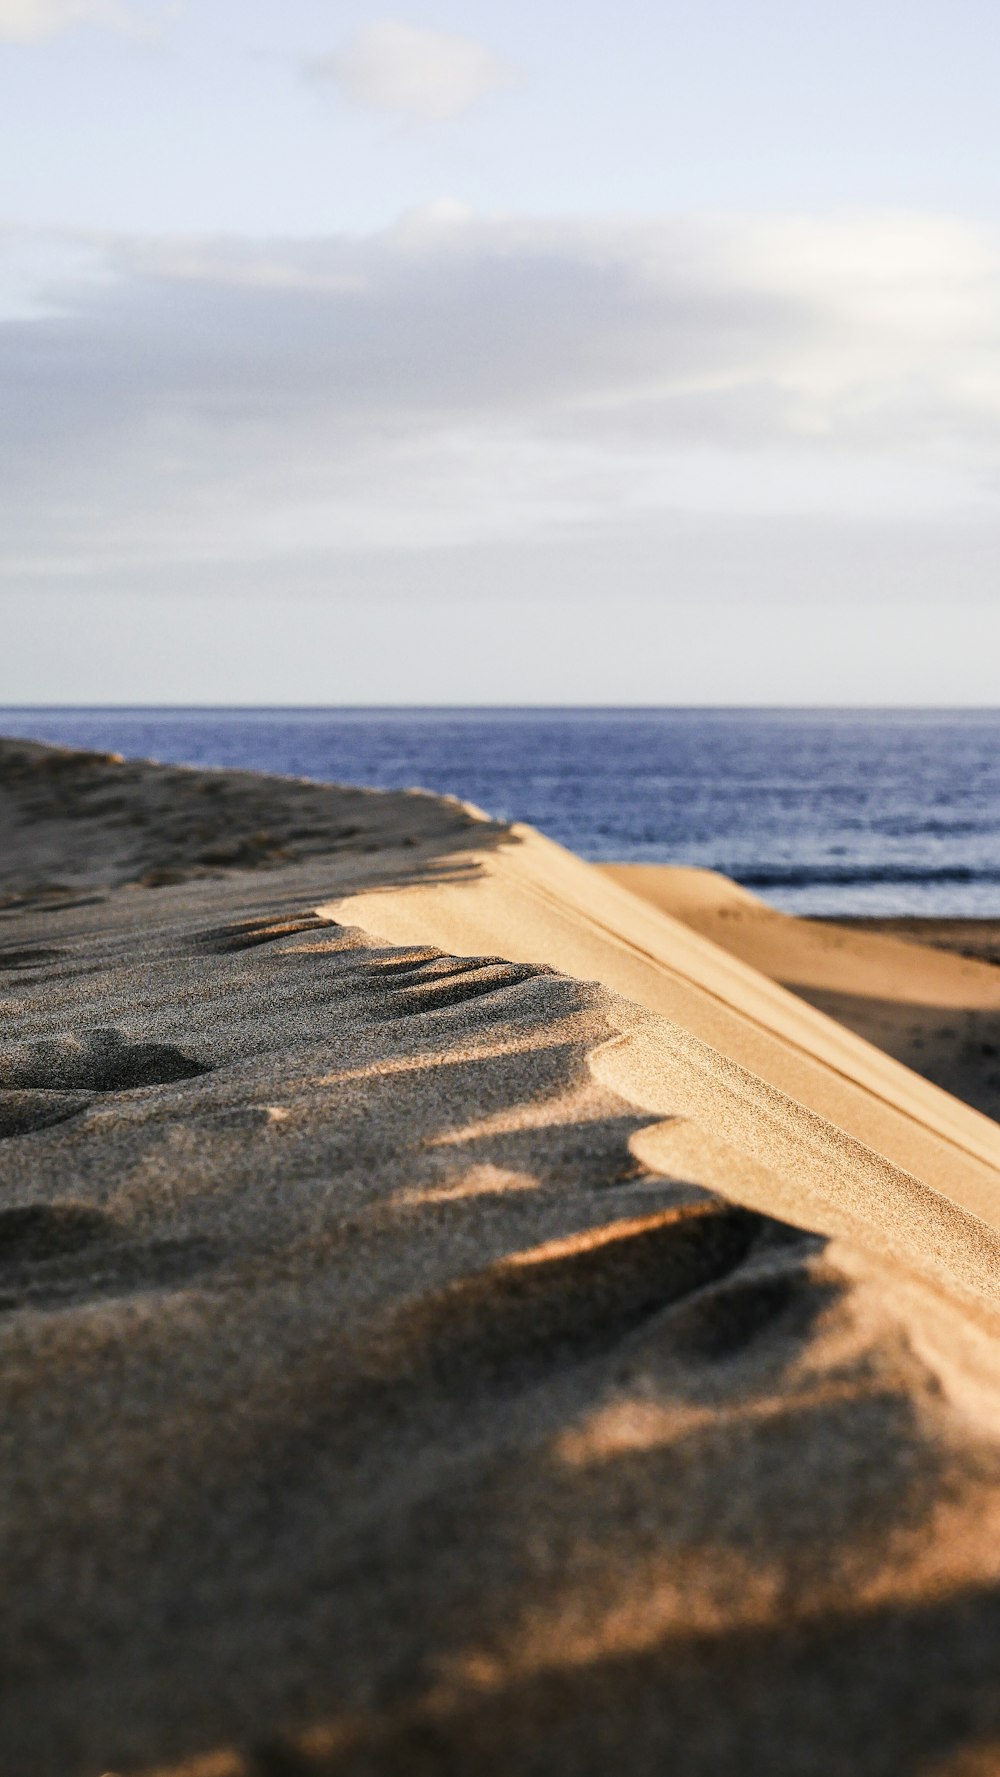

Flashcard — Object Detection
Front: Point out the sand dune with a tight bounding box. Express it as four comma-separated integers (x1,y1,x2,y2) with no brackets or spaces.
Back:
3,741,1000,1777
326,826,1000,1212
603,864,1000,1123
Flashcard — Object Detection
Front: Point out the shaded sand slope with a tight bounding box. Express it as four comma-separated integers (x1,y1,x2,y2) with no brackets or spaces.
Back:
837,918,1000,970
3,742,1000,1777
603,864,1000,1123
0,736,505,900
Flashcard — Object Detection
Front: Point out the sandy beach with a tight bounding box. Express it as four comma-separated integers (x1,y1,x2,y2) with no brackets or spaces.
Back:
4,738,1000,1777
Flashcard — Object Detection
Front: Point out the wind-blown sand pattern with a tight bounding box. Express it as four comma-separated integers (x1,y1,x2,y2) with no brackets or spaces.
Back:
3,740,1000,1777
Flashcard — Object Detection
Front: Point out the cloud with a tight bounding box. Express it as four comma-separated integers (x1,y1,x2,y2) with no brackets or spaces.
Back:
1,210,999,598
307,20,512,122
0,0,164,42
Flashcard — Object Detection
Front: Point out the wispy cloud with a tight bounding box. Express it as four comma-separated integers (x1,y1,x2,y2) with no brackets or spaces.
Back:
2,209,999,589
306,20,512,122
0,0,170,43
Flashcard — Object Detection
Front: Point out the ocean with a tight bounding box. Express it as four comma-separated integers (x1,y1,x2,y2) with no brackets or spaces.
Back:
1,707,998,918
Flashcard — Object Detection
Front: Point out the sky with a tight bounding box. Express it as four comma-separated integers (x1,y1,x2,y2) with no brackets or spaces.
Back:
3,0,1000,703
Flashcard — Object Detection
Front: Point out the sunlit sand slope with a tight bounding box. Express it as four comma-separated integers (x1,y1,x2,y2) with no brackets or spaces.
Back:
603,863,1000,1124
327,826,1000,1222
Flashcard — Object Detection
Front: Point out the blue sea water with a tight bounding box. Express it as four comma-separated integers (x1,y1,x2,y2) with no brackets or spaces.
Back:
1,707,998,918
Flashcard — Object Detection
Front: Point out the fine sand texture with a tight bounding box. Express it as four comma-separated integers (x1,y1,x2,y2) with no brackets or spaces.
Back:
4,740,1000,1777
602,865,1000,1124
